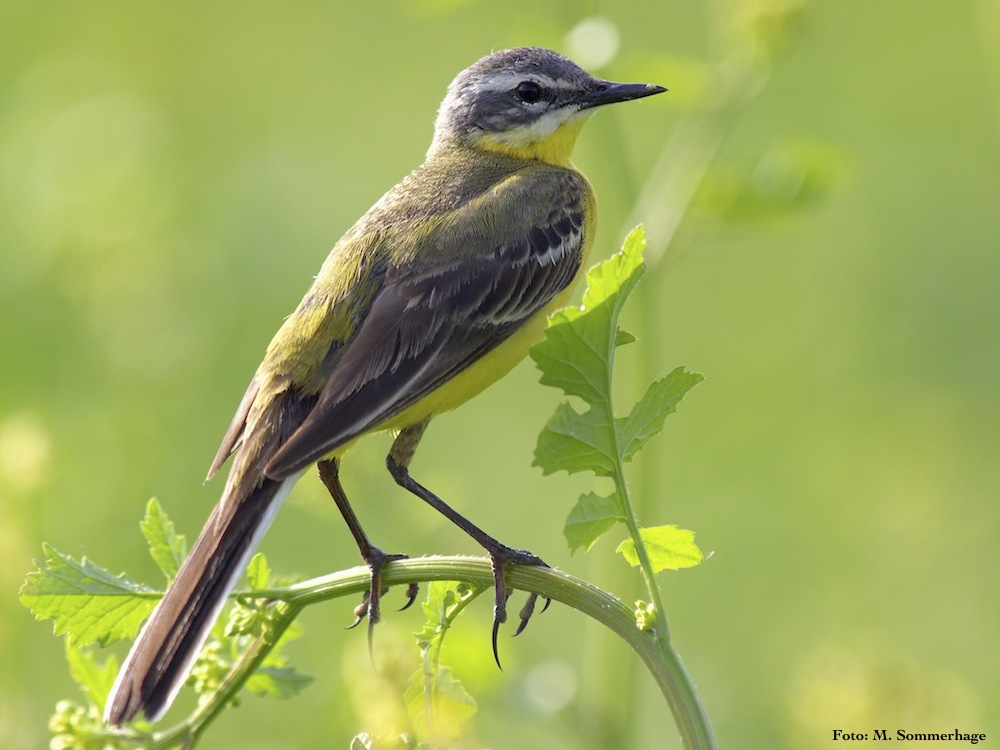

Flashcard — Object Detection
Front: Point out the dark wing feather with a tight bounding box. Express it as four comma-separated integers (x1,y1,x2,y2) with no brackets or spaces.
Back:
206,376,260,481
264,196,586,479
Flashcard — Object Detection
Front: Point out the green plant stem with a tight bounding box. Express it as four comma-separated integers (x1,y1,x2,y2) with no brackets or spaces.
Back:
118,558,714,749
604,350,715,750
144,602,307,749
419,582,487,736
582,49,776,750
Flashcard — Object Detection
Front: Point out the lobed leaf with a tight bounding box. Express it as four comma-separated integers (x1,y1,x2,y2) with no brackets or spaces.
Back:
409,581,479,743
65,642,119,708
247,553,271,591
564,492,624,553
534,401,617,477
404,664,477,744
140,497,187,581
619,367,704,462
533,226,704,555
20,544,159,647
617,526,705,573
415,580,476,643
530,225,648,406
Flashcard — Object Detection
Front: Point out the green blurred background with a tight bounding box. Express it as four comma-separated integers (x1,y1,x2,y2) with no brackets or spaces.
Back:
3,0,999,747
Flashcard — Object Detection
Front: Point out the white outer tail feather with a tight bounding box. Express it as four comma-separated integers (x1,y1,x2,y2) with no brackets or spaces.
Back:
103,472,302,724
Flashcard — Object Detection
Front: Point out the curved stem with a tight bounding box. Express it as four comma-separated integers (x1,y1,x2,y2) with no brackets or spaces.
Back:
133,557,714,749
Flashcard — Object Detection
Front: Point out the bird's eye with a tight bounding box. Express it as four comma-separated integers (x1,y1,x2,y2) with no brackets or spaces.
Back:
515,81,542,103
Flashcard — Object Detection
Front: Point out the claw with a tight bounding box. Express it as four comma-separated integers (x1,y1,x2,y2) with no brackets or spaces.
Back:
345,548,408,639
514,593,541,637
346,597,369,630
381,443,553,669
486,546,549,667
399,582,420,612
489,556,509,668
367,610,378,666
492,615,503,670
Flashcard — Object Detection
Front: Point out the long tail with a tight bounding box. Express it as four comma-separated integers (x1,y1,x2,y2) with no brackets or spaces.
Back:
104,473,299,725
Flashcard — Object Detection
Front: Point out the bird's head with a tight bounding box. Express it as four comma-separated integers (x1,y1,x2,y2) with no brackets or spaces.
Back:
431,47,665,166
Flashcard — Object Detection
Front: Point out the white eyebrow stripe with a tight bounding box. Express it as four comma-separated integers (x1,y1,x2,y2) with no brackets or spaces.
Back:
464,70,580,95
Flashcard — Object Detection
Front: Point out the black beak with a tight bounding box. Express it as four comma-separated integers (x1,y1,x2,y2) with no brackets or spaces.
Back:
578,80,667,109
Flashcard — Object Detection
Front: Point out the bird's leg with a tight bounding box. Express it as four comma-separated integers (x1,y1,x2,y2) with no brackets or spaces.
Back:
386,419,550,667
316,458,418,643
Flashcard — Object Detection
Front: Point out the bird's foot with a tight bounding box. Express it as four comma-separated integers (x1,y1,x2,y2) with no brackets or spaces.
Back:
347,547,419,657
487,545,551,668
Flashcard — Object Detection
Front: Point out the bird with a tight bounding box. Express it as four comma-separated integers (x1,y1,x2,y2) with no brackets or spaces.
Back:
104,45,665,726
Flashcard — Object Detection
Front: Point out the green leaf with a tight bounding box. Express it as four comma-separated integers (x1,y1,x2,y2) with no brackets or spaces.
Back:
20,544,159,647
534,401,617,477
617,526,705,573
564,492,624,553
619,367,703,462
534,226,704,559
140,497,187,580
65,642,119,708
530,226,647,406
533,227,668,481
414,580,479,647
405,665,477,743
615,327,637,347
408,581,480,742
246,553,271,591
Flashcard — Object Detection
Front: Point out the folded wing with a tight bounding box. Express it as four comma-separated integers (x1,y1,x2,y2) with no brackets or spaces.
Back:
265,172,587,479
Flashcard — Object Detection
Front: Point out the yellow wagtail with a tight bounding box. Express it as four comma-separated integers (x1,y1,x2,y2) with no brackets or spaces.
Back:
105,46,665,725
